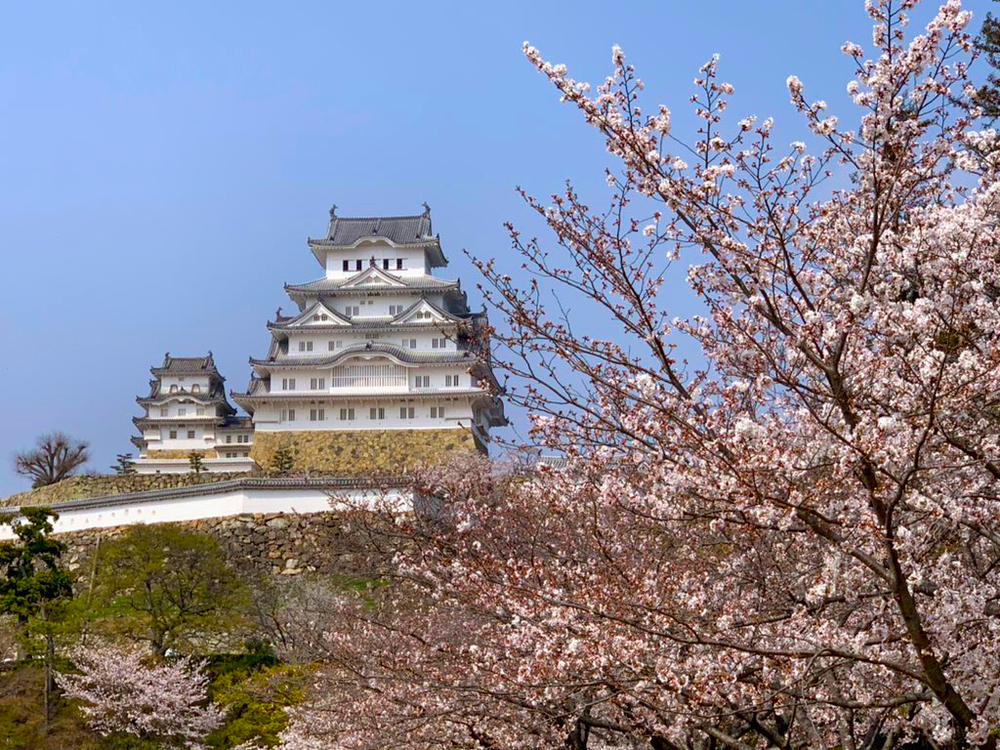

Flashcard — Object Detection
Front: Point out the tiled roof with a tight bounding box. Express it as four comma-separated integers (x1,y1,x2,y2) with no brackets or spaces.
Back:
321,213,433,247
306,206,447,267
0,476,409,514
216,415,254,431
267,297,475,333
250,341,476,370
132,415,227,430
150,353,222,377
136,390,230,407
284,274,458,295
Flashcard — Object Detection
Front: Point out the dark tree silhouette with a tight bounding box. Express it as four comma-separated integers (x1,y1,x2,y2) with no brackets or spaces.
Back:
977,1,1000,118
13,432,89,488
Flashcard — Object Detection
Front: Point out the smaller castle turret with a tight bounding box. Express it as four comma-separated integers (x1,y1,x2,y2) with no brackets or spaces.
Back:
131,353,256,474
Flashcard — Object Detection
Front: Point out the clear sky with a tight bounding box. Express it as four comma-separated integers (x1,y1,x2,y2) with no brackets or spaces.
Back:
0,1,993,494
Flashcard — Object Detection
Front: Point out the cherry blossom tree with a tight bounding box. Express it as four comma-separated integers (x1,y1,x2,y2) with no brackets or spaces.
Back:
57,641,222,747
281,1,1000,748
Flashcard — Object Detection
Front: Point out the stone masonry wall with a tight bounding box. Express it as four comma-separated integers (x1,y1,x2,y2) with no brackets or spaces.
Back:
145,449,220,459
252,429,478,475
60,512,387,579
2,472,249,509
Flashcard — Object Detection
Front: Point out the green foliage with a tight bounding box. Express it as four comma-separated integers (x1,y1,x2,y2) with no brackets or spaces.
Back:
267,445,295,477
188,452,205,474
95,735,165,750
204,644,310,749
111,454,136,476
0,508,73,625
0,663,99,750
89,524,252,657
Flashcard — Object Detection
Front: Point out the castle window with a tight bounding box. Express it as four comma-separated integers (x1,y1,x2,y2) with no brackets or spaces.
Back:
355,259,363,271
192,384,201,393
309,408,325,421
369,407,385,420
339,407,355,420
446,375,459,387
432,338,447,349
402,338,417,348
282,378,296,391
178,408,187,417
389,305,403,316
226,435,232,444
343,259,350,272
169,430,178,439
430,406,446,419
364,333,379,340
187,430,195,439
382,258,390,270
310,377,326,390
170,385,178,393
414,375,430,388
160,407,169,417
280,408,296,422
196,407,205,416
399,406,415,419
346,305,360,317
396,259,403,270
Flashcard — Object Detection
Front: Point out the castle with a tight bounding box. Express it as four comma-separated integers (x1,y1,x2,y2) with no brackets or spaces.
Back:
130,205,506,476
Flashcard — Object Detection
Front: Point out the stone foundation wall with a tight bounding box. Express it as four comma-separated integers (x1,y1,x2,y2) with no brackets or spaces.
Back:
61,512,387,579
2,472,248,509
252,429,478,475
145,449,219,459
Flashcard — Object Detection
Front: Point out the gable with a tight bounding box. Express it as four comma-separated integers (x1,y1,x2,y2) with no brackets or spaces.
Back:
340,266,407,289
288,300,349,327
393,299,452,325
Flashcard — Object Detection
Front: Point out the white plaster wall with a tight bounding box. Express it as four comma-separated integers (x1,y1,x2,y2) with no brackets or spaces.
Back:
0,486,411,541
268,364,470,395
324,244,433,279
151,402,219,419
159,375,212,393
252,396,477,432
284,327,456,359
134,456,254,475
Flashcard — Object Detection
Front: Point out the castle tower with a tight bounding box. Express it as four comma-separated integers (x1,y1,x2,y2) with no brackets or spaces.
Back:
131,353,255,474
231,205,506,473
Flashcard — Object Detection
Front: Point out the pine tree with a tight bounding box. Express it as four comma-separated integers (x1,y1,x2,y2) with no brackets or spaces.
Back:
111,453,136,475
0,508,73,728
977,2,1000,118
188,452,205,474
268,445,295,477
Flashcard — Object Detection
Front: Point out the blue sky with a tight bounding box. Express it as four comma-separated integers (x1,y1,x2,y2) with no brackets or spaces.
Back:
0,1,993,494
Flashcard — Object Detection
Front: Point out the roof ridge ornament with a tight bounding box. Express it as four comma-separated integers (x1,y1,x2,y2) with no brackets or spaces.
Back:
327,204,338,238
422,201,431,217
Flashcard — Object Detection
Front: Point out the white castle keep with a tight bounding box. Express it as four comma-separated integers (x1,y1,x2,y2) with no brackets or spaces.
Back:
130,205,506,475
